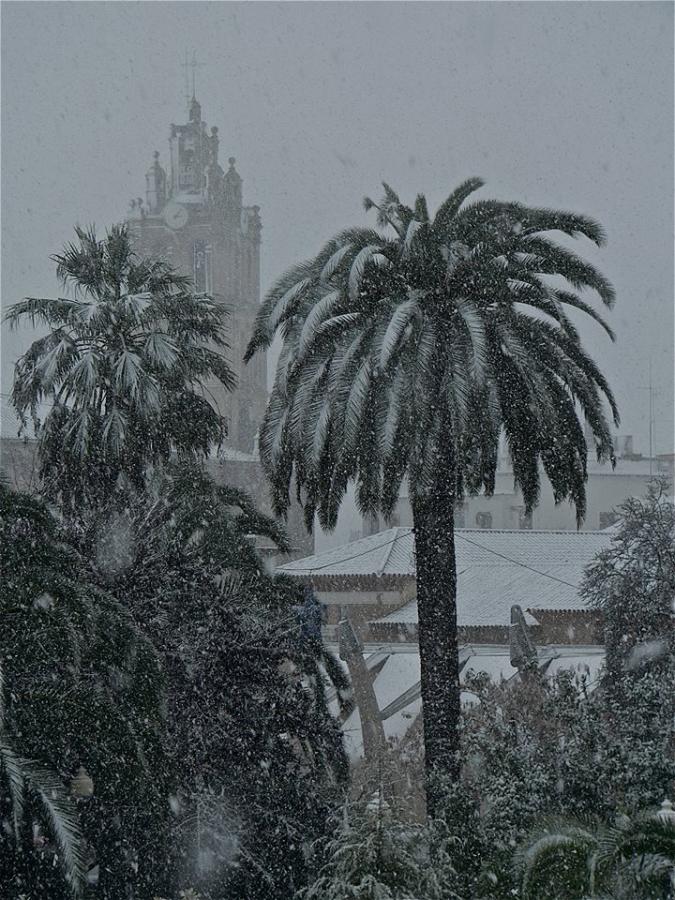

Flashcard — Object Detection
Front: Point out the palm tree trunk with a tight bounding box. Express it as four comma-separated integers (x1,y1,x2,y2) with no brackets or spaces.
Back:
411,454,461,816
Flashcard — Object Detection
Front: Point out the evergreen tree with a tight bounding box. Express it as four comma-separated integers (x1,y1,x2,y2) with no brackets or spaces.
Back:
566,479,675,814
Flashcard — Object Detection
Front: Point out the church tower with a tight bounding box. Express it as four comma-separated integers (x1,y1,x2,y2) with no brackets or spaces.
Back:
127,95,266,455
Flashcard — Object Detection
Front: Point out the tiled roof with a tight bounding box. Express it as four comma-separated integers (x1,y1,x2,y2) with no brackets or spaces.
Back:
278,527,415,578
278,526,613,626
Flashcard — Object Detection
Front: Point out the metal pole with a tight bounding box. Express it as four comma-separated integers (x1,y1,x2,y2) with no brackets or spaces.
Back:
649,359,654,476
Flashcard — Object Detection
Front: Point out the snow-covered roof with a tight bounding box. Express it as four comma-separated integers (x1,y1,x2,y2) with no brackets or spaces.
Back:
278,527,612,622
380,562,594,628
280,526,614,626
278,527,415,579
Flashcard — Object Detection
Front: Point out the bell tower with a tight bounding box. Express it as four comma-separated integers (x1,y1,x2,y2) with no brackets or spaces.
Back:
127,95,267,456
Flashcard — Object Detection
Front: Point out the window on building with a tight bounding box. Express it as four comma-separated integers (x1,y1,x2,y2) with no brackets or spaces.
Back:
475,511,493,529
599,511,620,530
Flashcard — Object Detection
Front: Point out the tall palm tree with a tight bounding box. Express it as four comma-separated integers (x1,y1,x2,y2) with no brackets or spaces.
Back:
244,180,618,813
5,224,235,513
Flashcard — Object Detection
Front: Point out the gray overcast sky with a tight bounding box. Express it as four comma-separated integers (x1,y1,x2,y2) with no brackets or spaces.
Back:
2,1,673,456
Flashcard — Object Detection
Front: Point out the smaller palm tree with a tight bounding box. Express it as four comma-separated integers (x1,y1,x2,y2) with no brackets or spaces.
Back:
5,224,235,513
0,660,87,898
515,803,675,899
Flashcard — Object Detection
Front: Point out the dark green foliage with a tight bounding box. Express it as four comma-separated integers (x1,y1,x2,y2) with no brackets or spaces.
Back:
298,797,462,900
72,461,292,584
459,662,674,896
0,722,88,899
5,224,349,898
430,777,490,898
386,486,675,896
5,224,235,514
80,467,349,899
1,471,350,899
581,478,675,683
245,180,617,530
245,179,617,806
515,804,675,899
0,483,170,899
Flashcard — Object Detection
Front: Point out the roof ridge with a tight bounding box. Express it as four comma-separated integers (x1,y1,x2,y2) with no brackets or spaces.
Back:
455,528,610,536
376,526,403,576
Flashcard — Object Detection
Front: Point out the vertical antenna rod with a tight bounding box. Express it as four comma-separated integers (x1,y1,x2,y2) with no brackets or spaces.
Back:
649,359,654,476
183,49,190,115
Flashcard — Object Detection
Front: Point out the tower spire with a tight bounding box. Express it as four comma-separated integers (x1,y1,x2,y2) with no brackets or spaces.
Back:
182,50,204,114
182,49,190,116
191,49,198,99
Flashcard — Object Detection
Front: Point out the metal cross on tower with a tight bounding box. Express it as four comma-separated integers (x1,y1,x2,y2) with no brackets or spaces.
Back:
182,49,204,113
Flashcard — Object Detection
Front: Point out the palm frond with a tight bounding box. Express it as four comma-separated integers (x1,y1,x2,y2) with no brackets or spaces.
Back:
432,177,486,234
521,235,616,307
0,743,87,897
321,245,353,283
32,764,88,896
402,219,424,258
348,245,384,301
377,298,420,371
3,296,83,329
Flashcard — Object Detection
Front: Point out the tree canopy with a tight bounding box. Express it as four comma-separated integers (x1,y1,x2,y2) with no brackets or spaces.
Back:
245,179,618,531
5,225,235,512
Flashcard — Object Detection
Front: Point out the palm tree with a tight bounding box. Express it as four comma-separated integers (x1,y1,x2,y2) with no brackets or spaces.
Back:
515,803,675,899
244,180,618,812
5,224,235,513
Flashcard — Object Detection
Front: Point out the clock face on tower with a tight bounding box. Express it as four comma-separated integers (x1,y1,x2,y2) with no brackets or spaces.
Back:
163,202,189,230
